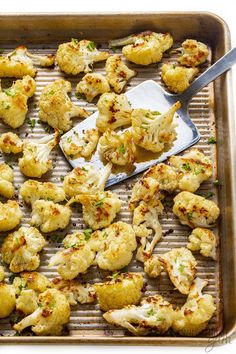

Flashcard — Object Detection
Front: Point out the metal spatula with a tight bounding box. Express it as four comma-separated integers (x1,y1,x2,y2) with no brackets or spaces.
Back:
60,47,236,187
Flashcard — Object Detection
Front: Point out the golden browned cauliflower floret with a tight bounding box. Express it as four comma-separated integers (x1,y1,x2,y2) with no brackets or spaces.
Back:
95,272,143,311
48,231,95,280
63,162,112,197
62,128,99,160
0,46,54,78
96,92,132,132
172,277,216,336
144,255,162,278
0,163,14,198
13,271,52,296
173,191,220,228
159,247,197,295
103,294,174,335
99,129,136,165
131,101,180,153
20,179,65,205
109,31,173,66
169,149,213,193
0,75,36,128
39,79,88,132
76,73,110,102
187,227,217,260
19,131,59,178
0,282,16,318
52,277,96,305
16,289,39,315
56,38,109,75
31,200,71,233
142,162,179,193
178,39,209,67
0,200,22,232
0,132,23,154
161,63,199,93
1,227,46,273
14,288,70,336
129,176,160,211
105,54,136,93
133,199,163,262
0,265,5,282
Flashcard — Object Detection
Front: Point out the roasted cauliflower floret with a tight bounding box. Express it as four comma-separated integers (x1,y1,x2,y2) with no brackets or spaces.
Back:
52,277,96,305
0,75,36,128
13,271,52,296
144,255,162,278
76,73,110,102
92,221,137,271
0,200,22,232
159,247,197,295
129,176,160,210
14,288,70,336
173,277,216,336
39,79,88,132
169,149,213,193
109,31,173,66
62,128,99,160
161,63,199,93
0,132,23,154
0,45,54,78
1,227,46,273
48,231,95,280
178,39,209,67
16,289,38,315
31,200,71,233
96,92,132,132
19,131,59,178
56,39,109,75
173,191,220,228
103,294,174,335
95,273,143,311
0,282,16,318
20,179,65,205
63,162,112,197
105,54,136,93
131,101,180,153
187,227,217,260
133,199,163,262
99,129,136,165
70,191,122,230
0,266,5,282
0,163,14,198
143,163,179,193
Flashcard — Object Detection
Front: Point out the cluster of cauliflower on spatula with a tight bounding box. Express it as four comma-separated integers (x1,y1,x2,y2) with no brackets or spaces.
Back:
0,31,216,338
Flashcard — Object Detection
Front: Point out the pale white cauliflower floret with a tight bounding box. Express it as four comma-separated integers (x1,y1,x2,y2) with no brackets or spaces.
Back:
0,200,22,232
0,46,54,78
109,31,173,66
103,294,174,335
63,162,112,197
62,128,99,160
129,176,160,211
56,39,109,75
99,129,136,165
14,288,70,336
144,255,163,278
169,149,213,193
142,162,179,193
131,101,180,152
173,191,220,228
159,247,197,295
178,39,209,67
0,132,23,154
105,54,136,93
1,227,46,273
187,227,217,260
0,282,16,318
39,79,88,132
19,131,59,178
96,92,132,132
31,200,71,233
20,179,65,205
0,163,14,198
173,277,216,336
0,75,36,128
76,73,110,102
95,272,143,311
161,63,199,93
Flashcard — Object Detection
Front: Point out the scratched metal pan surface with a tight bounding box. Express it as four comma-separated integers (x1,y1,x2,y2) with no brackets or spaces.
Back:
0,13,236,345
